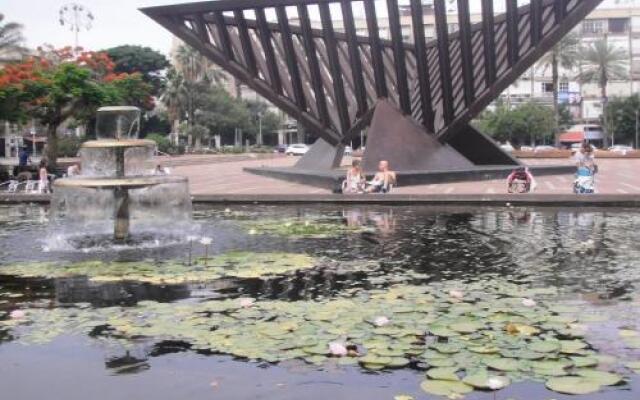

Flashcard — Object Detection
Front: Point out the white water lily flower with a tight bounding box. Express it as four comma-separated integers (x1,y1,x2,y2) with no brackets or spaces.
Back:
449,289,464,299
224,208,231,213
487,376,508,390
329,342,348,356
521,298,537,307
374,316,390,327
200,237,213,245
10,310,25,319
248,229,257,235
304,221,310,226
238,298,255,308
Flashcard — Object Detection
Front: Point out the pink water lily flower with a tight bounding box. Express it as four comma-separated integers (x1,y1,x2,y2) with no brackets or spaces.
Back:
374,316,390,327
521,298,537,307
329,342,348,356
238,298,255,308
449,289,464,299
10,310,25,319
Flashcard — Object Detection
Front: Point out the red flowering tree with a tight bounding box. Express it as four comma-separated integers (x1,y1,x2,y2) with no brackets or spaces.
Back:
0,48,153,167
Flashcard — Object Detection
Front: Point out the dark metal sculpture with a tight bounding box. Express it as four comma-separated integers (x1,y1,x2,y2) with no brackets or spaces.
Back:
142,0,603,173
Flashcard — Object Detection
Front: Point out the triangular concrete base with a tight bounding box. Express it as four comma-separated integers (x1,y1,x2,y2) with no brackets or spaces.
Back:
362,100,474,172
295,138,344,170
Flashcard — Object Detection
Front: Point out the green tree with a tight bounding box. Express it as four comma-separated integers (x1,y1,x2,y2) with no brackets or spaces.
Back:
475,101,555,146
104,45,169,95
605,95,640,147
539,33,579,133
0,14,26,63
576,39,628,145
0,51,153,166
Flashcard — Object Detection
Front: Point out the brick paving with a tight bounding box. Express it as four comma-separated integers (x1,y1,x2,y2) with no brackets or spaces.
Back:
171,154,640,196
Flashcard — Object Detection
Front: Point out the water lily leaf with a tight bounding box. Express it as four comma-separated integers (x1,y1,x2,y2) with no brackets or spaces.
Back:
463,370,510,390
559,340,588,354
529,340,560,353
359,354,392,366
426,367,460,381
485,358,520,372
546,376,601,395
420,379,473,397
623,337,640,349
429,326,459,338
576,370,623,386
449,321,484,334
625,361,640,370
430,342,462,355
393,395,414,400
571,356,599,368
619,329,639,338
427,358,457,368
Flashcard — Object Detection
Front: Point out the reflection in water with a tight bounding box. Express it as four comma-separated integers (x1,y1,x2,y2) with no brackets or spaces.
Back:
1,204,640,396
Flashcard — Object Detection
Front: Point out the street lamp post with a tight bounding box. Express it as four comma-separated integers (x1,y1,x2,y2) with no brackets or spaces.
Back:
636,110,640,150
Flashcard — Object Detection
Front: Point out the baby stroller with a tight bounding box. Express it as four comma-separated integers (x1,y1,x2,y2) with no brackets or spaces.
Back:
507,168,534,193
573,167,595,194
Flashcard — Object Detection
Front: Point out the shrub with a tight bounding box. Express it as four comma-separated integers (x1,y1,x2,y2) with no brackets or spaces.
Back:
146,133,173,154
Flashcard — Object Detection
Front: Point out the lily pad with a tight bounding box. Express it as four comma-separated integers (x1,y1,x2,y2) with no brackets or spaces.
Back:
484,357,520,372
546,376,601,395
420,379,473,397
576,370,623,386
426,367,460,381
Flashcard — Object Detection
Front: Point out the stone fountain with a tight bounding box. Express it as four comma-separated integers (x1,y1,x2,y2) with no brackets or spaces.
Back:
51,106,192,244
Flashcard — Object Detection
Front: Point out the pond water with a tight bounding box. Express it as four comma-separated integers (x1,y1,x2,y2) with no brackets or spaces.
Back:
0,204,639,400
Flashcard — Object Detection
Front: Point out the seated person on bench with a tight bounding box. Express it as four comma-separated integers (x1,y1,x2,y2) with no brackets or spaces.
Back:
366,160,396,193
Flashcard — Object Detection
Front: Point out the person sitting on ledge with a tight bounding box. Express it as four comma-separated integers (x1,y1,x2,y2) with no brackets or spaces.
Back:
343,159,365,194
366,160,396,193
506,166,535,193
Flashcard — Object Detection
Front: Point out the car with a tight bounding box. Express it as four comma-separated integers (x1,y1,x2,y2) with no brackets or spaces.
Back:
344,145,353,156
609,145,633,154
534,145,556,152
285,144,309,156
500,142,514,152
275,144,287,153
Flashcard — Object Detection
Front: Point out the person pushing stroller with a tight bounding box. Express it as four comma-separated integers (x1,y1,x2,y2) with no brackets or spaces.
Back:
573,140,596,194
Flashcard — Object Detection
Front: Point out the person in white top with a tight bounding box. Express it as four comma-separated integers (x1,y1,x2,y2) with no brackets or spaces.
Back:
38,160,50,193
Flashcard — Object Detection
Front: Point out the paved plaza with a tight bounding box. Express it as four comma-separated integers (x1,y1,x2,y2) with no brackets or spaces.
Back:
169,154,640,196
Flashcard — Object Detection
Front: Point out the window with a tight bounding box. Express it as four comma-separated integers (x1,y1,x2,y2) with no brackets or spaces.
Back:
424,24,435,39
583,19,605,34
609,18,629,33
447,23,459,34
541,82,553,93
559,82,569,93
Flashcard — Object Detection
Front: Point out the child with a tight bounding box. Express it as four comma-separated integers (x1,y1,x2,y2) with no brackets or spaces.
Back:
38,160,50,193
343,159,365,193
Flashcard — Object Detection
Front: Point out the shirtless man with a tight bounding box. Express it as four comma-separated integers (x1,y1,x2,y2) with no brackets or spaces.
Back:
366,160,396,193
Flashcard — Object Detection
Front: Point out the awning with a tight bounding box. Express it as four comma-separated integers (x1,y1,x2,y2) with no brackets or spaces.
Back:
558,132,584,143
23,135,47,143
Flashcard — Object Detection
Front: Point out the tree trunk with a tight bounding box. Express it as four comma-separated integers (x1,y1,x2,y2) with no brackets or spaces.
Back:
551,52,560,146
45,123,59,169
601,80,609,147
195,135,201,149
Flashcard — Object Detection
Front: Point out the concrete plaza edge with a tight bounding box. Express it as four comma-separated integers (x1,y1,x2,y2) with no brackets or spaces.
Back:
2,193,640,207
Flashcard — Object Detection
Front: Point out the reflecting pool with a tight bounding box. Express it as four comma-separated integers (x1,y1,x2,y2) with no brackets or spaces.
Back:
1,204,639,399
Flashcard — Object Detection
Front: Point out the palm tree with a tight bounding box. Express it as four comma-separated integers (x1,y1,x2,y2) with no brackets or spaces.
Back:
175,44,227,84
576,38,628,146
539,33,580,133
0,14,26,63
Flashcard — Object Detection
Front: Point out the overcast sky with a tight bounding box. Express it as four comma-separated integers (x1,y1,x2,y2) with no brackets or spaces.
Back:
2,0,635,56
